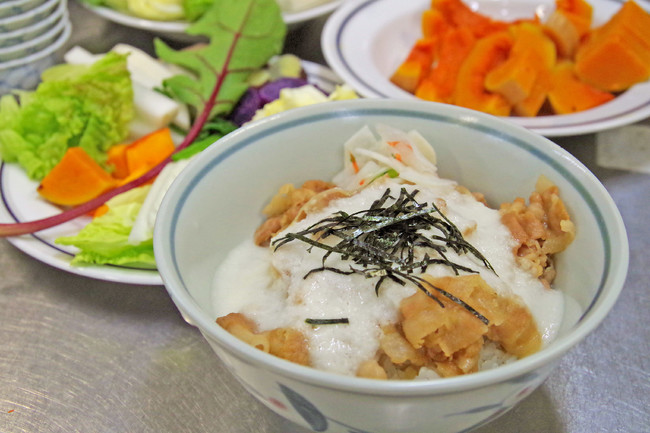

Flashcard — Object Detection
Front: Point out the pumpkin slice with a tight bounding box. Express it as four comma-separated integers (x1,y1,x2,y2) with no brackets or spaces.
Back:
544,10,581,59
123,127,176,183
513,70,553,117
484,51,539,105
453,31,514,116
431,0,510,38
415,27,476,103
574,0,650,92
555,0,593,37
486,23,556,109
107,143,129,179
421,8,451,41
38,147,117,207
390,38,437,93
548,61,615,114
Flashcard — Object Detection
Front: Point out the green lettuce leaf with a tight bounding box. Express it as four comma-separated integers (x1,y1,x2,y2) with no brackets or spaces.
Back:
0,52,133,180
155,0,286,120
55,185,156,268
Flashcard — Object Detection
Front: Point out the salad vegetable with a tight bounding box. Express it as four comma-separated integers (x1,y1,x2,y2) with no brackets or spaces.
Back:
37,147,118,207
56,184,157,267
0,53,133,180
249,83,357,122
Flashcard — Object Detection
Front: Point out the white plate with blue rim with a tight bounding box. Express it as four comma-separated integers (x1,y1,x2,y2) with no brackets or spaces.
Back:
321,0,650,137
79,0,344,41
0,60,342,285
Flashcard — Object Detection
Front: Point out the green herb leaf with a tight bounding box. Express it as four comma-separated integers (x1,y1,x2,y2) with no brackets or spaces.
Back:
155,0,286,120
172,118,238,161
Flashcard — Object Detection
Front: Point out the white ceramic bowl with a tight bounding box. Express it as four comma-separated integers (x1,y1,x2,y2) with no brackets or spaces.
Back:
0,0,48,18
0,18,70,94
0,0,65,48
154,99,628,433
0,10,68,62
0,0,60,32
321,0,650,137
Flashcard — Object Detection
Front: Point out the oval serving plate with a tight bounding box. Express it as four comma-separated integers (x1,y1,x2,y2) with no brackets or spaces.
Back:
321,0,650,137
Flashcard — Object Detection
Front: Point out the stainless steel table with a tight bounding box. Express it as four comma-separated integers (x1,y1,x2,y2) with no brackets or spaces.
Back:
1,2,648,432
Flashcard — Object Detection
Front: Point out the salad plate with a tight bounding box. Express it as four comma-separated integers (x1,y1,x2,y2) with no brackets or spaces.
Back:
321,0,650,137
78,0,343,41
0,60,342,285
0,163,163,285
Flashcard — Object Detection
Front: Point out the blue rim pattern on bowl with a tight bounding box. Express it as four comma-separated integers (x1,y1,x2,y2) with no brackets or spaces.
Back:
157,100,628,395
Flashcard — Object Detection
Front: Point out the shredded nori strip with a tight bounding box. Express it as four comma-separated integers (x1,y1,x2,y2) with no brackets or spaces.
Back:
305,318,350,325
273,187,494,325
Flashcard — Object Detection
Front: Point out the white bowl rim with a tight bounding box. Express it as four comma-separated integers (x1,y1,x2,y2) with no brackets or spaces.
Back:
0,0,60,25
0,0,64,40
0,10,67,56
155,98,629,396
0,17,70,70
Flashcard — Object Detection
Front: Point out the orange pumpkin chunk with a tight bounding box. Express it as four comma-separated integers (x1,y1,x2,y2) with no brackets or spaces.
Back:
574,0,650,91
421,8,451,41
486,23,556,111
453,31,513,116
556,0,593,37
390,38,437,93
38,147,117,207
431,0,510,38
548,61,614,114
107,143,129,179
415,27,476,103
125,127,175,177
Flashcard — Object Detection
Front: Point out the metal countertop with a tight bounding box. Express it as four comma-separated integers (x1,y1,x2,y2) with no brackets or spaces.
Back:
1,2,648,432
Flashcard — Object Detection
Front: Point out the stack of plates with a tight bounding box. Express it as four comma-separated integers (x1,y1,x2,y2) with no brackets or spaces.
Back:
0,0,72,93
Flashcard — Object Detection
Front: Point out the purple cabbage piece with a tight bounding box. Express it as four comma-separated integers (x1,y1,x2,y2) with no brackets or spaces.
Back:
230,87,263,126
229,77,316,126
258,77,310,104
